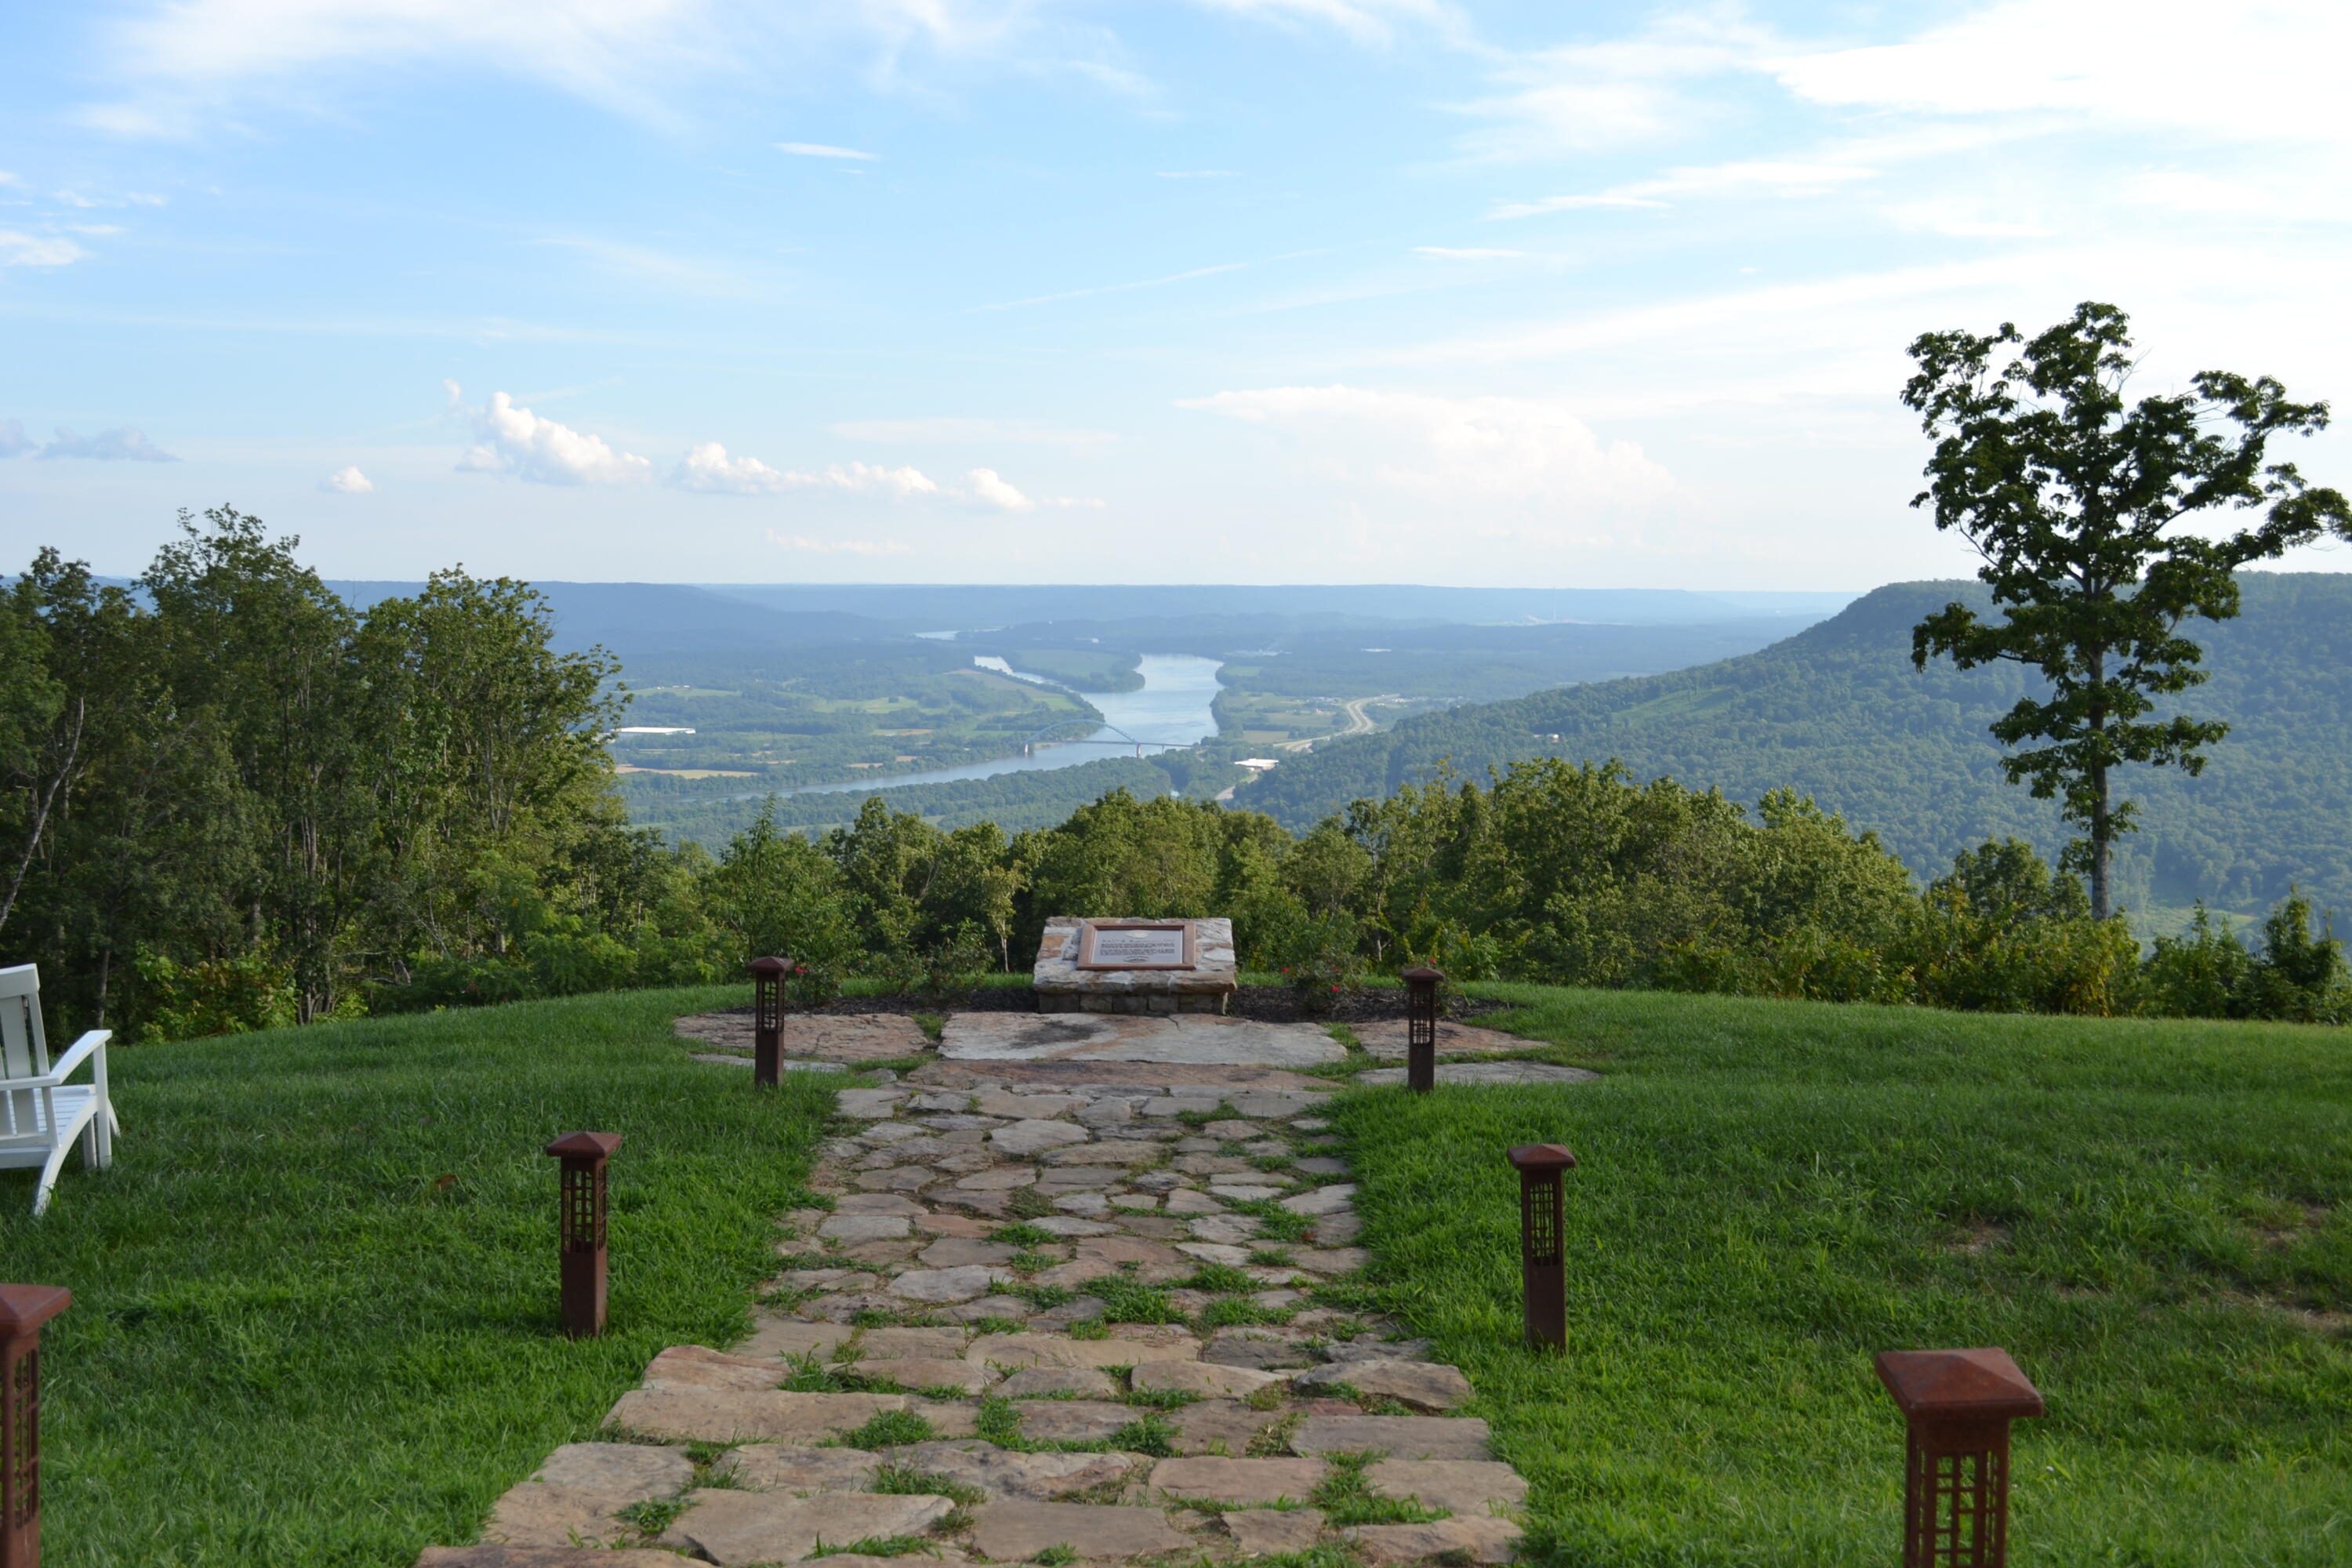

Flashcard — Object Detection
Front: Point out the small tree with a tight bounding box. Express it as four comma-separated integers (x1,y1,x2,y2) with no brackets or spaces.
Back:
1902,302,2350,918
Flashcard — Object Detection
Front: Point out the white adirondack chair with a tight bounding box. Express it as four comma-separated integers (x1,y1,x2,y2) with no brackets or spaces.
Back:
0,963,118,1217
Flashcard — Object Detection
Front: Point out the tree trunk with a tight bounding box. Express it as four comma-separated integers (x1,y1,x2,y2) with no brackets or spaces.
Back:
2089,761,2111,922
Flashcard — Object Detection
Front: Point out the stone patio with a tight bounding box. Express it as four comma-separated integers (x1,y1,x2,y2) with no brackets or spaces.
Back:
418,1002,1542,1566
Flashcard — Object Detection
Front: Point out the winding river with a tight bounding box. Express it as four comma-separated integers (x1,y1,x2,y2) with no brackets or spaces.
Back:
779,652,1223,797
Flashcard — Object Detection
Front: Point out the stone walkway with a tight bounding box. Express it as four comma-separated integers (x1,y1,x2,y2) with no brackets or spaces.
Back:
416,1021,1544,1567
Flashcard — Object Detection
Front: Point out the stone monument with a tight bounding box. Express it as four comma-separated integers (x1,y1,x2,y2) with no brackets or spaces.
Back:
1032,916,1237,1014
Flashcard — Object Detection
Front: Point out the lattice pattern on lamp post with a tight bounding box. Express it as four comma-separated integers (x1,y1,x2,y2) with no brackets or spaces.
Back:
0,1284,71,1568
1504,1143,1575,1351
749,955,789,1087
543,1132,622,1340
1402,966,1443,1094
1875,1348,2045,1568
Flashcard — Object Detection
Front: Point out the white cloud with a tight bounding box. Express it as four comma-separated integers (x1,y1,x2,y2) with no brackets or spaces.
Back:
765,528,913,555
962,467,1033,510
456,390,652,485
1413,247,1524,259
829,416,1116,448
804,460,941,499
321,465,375,493
1180,384,1671,509
776,141,877,160
38,426,180,462
0,231,89,267
1493,161,1875,220
1774,1,2352,147
1455,13,1775,159
1188,0,1457,48
673,448,943,498
81,1,1051,133
0,420,34,457
672,441,793,494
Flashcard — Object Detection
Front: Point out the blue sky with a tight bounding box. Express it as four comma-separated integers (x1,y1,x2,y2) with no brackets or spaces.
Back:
4,0,2348,588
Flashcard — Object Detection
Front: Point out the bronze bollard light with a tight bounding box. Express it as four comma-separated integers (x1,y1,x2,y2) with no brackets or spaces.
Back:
1402,965,1443,1093
1504,1143,1576,1350
748,955,789,1087
1875,1347,2045,1568
0,1284,70,1568
544,1131,622,1338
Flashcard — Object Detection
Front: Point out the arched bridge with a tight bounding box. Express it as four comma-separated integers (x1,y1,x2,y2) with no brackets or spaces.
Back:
1022,720,1165,757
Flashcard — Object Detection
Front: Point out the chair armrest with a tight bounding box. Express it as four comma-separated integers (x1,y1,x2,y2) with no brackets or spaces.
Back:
43,1029,111,1082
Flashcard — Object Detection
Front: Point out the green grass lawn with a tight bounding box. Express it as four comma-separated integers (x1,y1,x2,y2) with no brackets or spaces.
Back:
1330,986,2352,1566
0,984,833,1568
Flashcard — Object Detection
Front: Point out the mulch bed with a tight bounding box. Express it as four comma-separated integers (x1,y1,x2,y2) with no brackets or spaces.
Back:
713,984,1506,1025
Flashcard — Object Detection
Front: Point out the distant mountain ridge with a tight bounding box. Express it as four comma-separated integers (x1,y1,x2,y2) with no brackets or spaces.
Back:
1238,575,2352,916
324,580,892,657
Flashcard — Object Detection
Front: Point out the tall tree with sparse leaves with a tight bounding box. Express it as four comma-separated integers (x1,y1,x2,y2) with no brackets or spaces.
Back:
1901,302,2351,918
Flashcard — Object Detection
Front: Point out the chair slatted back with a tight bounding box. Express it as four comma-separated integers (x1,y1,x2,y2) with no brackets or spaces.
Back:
0,963,55,1142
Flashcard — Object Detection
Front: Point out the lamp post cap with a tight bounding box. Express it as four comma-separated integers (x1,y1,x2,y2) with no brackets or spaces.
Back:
1401,966,1446,983
0,1283,72,1333
1875,1348,2045,1421
1506,1142,1577,1173
748,955,792,978
544,1130,624,1160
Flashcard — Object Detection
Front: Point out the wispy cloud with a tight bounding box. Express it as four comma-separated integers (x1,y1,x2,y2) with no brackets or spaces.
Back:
38,426,180,462
1413,246,1524,259
766,529,913,556
1189,0,1461,49
776,141,879,161
0,231,89,267
0,420,36,457
1493,161,1875,220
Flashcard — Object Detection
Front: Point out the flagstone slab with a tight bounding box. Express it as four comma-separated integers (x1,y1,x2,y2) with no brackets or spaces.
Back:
1347,1515,1523,1564
1294,1359,1470,1413
606,1388,904,1444
642,1345,786,1392
1132,1360,1287,1399
888,1265,1016,1303
942,1012,1344,1069
716,1446,882,1493
1149,1457,1326,1504
738,1316,855,1360
1171,1399,1283,1457
1292,1416,1490,1461
1226,1507,1328,1555
1367,1461,1527,1515
996,1364,1120,1399
481,1484,640,1547
891,1440,1144,1501
968,1332,1201,1369
1014,1399,1143,1444
968,1501,1189,1561
660,1490,956,1566
528,1442,695,1496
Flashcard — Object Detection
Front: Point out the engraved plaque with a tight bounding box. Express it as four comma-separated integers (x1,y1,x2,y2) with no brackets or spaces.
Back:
1076,920,1195,970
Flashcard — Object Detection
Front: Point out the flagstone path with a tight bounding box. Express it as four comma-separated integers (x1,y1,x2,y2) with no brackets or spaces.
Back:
416,1015,1546,1567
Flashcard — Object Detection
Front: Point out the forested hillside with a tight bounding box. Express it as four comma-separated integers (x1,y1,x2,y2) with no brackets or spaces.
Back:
1240,575,2352,917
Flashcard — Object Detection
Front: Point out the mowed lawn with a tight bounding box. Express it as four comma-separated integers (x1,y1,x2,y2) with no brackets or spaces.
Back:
0,985,833,1568
1332,986,2352,1567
